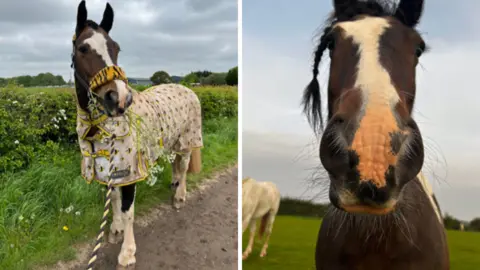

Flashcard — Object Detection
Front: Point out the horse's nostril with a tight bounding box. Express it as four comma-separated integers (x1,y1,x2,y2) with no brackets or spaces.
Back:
117,107,125,114
105,90,118,103
357,181,389,205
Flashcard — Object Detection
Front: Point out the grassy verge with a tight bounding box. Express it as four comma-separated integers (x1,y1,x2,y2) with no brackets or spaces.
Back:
0,117,237,270
242,215,480,270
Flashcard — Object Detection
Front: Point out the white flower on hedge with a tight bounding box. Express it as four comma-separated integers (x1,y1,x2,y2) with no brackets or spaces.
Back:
54,124,59,129
75,211,81,216
14,140,19,144
58,109,67,121
65,205,74,214
12,100,18,104
18,215,24,221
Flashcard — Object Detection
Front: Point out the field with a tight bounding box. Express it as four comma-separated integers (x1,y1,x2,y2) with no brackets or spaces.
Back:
242,215,480,270
0,85,238,270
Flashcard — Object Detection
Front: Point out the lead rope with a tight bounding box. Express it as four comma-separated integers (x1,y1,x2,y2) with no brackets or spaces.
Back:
86,134,117,270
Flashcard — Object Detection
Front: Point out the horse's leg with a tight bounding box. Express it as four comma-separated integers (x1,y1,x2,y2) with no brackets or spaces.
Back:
108,187,124,244
259,208,279,258
242,213,252,234
173,151,191,209
171,153,180,191
117,184,137,267
242,219,257,260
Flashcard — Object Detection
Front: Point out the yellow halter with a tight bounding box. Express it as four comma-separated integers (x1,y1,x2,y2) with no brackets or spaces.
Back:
89,65,128,91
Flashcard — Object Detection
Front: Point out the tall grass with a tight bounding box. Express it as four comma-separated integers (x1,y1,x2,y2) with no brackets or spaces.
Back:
0,117,237,270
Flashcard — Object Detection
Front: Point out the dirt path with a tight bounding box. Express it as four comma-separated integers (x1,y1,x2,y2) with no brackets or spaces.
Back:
45,166,238,270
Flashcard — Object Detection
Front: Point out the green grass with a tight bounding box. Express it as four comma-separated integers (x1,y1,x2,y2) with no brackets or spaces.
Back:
242,215,480,270
0,117,237,270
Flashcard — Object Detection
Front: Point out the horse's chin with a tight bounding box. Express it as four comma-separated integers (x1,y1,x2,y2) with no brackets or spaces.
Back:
339,203,396,215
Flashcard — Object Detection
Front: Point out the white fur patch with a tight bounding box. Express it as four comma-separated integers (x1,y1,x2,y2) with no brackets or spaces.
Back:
114,80,130,108
417,172,442,223
83,31,114,66
335,17,400,108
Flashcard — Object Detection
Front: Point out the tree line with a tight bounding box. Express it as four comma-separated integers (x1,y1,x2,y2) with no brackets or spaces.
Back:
150,66,238,86
0,65,238,88
278,197,480,232
0,73,67,87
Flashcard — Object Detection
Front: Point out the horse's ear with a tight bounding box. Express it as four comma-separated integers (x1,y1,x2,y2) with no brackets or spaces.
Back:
76,0,87,35
100,3,114,33
333,0,358,20
394,0,424,27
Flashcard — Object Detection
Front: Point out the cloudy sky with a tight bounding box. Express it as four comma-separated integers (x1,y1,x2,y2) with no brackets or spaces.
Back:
243,0,480,221
0,0,237,80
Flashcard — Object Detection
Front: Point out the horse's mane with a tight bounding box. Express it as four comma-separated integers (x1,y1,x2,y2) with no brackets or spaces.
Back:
302,0,420,133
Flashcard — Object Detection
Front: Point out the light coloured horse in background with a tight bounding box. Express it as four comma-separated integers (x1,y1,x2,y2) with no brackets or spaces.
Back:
242,177,281,260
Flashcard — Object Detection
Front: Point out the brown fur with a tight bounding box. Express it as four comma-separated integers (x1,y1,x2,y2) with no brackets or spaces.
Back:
187,148,202,173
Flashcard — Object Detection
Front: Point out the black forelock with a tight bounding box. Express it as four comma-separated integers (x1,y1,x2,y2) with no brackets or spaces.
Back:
85,20,100,29
332,0,396,23
75,20,101,42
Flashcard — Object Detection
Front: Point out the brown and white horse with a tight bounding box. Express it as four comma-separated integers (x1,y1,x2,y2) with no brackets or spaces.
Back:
302,0,449,269
71,1,202,268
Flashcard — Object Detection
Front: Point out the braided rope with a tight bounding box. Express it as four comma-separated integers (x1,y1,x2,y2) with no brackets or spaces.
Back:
86,134,117,270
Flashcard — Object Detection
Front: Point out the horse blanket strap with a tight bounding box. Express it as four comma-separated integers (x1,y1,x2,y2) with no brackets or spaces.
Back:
77,84,204,186
89,66,128,91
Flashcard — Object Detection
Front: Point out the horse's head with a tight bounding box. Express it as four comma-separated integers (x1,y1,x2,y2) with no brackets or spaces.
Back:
303,0,426,215
72,1,132,116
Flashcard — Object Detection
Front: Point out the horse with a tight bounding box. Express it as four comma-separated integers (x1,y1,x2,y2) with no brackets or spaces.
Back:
241,177,281,260
71,1,203,268
301,0,449,269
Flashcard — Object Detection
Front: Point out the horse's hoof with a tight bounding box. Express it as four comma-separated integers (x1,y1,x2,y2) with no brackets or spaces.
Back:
260,252,267,258
118,254,136,269
116,264,135,270
242,251,251,260
173,199,185,210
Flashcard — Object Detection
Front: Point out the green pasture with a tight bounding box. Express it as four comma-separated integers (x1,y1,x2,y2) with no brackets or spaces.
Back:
242,215,480,270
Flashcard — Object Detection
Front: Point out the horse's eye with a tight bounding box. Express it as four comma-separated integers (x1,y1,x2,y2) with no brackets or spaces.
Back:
78,45,89,54
415,42,425,57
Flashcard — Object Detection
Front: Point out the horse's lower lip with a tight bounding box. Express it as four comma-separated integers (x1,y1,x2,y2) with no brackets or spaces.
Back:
340,203,396,215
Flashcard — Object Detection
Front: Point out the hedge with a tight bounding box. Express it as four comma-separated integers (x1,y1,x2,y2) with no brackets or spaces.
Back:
278,197,330,218
0,85,237,172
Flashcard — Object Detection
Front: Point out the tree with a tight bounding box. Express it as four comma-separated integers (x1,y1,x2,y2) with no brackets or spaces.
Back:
469,217,480,232
150,70,172,85
193,70,212,79
181,73,200,85
443,213,461,230
201,73,227,85
225,66,238,86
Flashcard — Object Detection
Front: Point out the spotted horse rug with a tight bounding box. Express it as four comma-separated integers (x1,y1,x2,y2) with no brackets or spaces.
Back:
76,83,203,186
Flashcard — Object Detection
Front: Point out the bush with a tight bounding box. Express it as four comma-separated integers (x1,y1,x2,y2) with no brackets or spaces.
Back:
0,85,237,172
193,86,237,119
